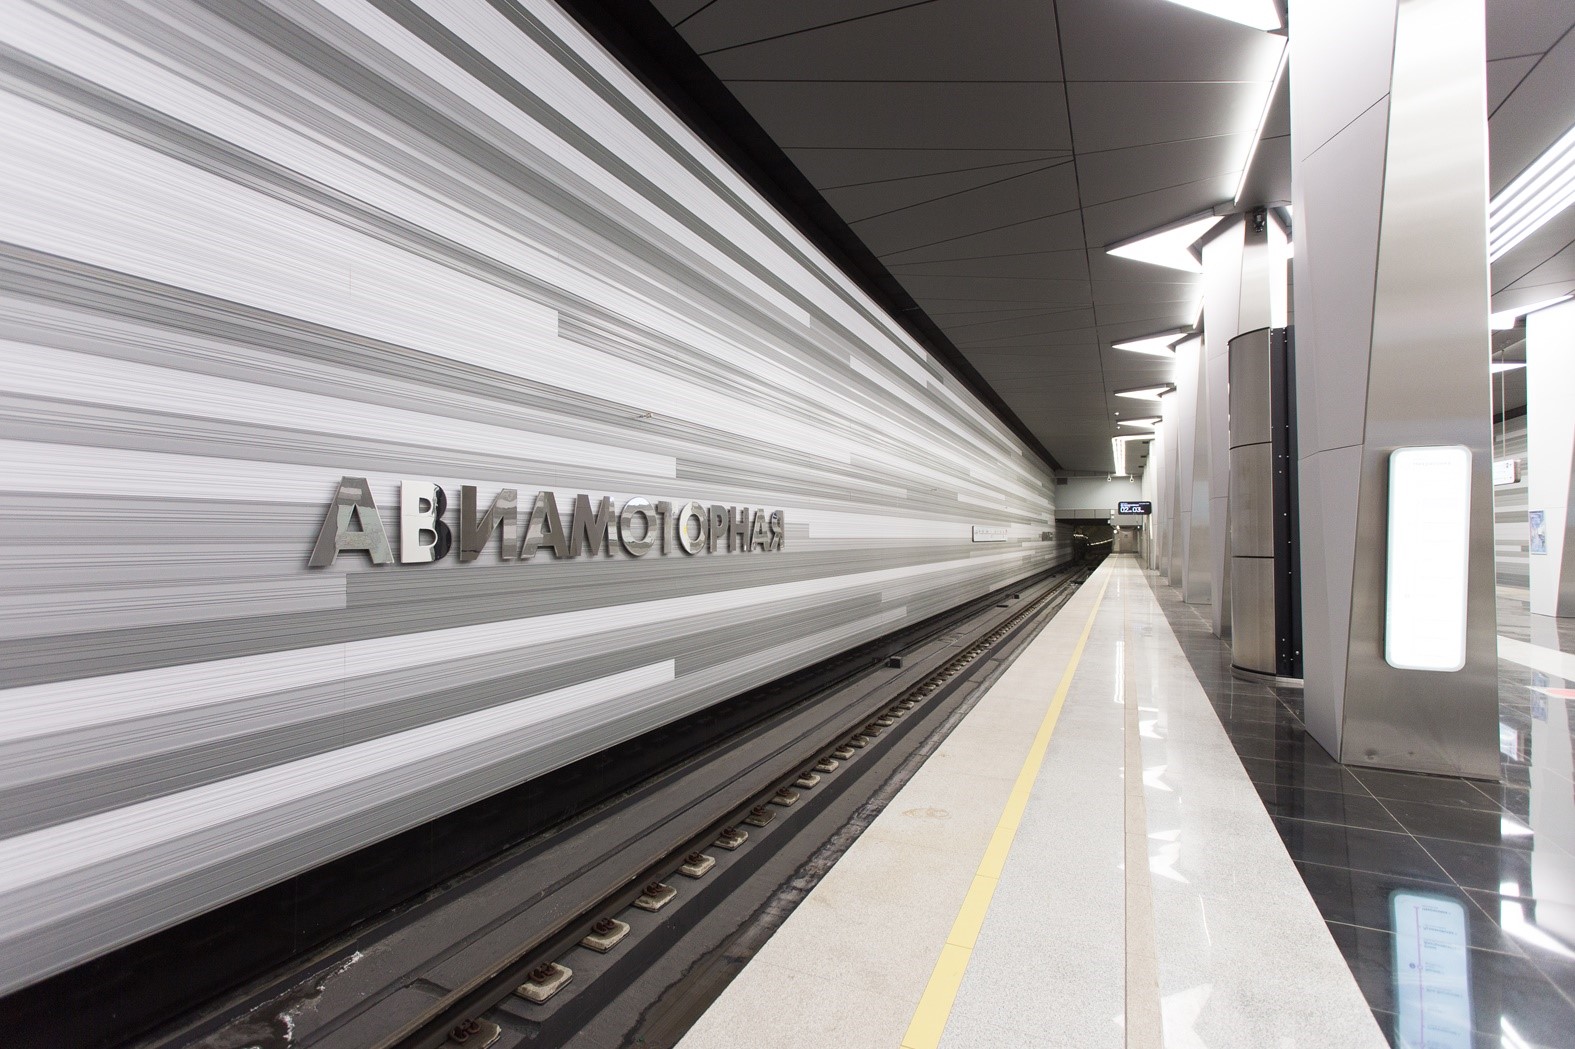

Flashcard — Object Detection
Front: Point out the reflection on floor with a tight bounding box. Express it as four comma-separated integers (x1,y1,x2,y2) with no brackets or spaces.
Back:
1144,572,1575,1049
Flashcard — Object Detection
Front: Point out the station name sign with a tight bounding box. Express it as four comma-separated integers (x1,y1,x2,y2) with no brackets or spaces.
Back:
309,477,785,567
1116,500,1153,515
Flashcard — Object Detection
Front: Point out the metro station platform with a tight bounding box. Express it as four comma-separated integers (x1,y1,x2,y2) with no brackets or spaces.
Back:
675,556,1575,1049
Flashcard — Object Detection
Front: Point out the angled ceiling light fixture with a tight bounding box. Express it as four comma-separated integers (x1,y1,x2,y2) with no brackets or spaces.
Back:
1233,41,1290,205
1489,294,1572,329
1114,383,1176,400
1107,214,1223,273
1111,433,1154,475
1117,417,1163,427
1490,361,1526,374
1159,0,1282,31
1489,123,1575,262
1112,329,1192,356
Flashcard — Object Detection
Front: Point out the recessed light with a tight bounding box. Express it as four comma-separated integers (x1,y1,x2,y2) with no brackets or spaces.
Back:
1489,294,1571,329
1112,329,1191,356
1114,384,1176,400
1106,215,1223,273
1160,0,1282,30
1234,41,1290,205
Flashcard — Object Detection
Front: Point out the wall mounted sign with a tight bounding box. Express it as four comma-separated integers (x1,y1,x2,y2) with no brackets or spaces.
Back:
1529,509,1547,554
1384,446,1471,672
309,477,784,567
1492,458,1519,486
971,525,1010,543
1117,500,1153,515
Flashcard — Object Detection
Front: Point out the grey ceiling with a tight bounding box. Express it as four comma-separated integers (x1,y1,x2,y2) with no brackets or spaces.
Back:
651,0,1573,473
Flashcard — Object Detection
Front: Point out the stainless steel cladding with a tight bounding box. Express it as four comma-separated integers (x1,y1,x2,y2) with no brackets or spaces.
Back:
0,0,1064,996
1227,328,1301,678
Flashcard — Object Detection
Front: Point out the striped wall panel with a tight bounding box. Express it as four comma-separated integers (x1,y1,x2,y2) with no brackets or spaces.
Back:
1493,415,1528,589
0,0,1065,993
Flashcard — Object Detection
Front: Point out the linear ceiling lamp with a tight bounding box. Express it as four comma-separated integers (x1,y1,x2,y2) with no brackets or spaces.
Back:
1233,41,1290,205
1117,417,1163,427
1112,433,1154,475
1490,361,1525,374
1112,329,1191,356
1489,123,1575,262
1106,215,1223,273
1114,383,1176,400
1489,294,1572,329
1159,0,1282,31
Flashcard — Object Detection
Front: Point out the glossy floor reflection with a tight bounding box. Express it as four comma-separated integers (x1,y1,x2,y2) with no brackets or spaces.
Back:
1144,573,1575,1049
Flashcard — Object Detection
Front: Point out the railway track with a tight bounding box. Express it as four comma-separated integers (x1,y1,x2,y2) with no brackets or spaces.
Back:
169,564,1091,1049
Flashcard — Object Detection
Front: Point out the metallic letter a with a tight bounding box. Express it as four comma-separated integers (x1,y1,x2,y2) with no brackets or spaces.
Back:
309,476,394,567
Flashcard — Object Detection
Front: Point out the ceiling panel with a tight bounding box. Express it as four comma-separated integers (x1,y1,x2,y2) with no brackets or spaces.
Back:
725,81,1071,151
1486,55,1538,113
701,0,1063,81
822,157,1074,222
784,147,1071,188
1079,173,1237,247
1067,81,1270,154
652,0,1314,472
888,249,1092,281
674,0,921,54
1074,133,1250,207
849,163,1082,253
876,209,1087,265
1056,0,1284,82
1486,0,1575,61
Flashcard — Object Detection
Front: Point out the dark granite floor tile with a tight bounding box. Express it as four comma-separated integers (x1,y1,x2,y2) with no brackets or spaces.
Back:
1257,783,1406,832
1291,860,1517,950
1352,767,1505,811
1272,817,1450,881
1381,799,1508,846
1239,753,1369,795
1326,921,1575,1049
1465,890,1575,995
1416,836,1535,893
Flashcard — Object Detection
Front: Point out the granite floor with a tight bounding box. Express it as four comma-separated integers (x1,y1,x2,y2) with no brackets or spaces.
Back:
678,556,1385,1049
1145,571,1575,1049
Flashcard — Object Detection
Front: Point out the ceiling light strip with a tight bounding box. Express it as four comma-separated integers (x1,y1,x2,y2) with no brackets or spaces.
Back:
1489,123,1575,262
1233,41,1290,206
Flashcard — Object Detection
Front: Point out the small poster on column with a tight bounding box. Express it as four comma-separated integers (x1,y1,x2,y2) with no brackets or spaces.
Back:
1529,510,1547,554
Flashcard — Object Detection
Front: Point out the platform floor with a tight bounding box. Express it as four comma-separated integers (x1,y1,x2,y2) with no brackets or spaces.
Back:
676,556,1386,1049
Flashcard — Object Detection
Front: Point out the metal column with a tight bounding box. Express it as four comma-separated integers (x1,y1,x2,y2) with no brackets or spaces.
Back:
1229,326,1301,679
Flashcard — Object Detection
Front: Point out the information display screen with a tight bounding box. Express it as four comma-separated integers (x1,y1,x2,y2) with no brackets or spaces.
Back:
1116,501,1153,515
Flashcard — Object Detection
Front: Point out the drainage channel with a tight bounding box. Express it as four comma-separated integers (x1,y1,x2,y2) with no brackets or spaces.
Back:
419,568,1090,1049
169,565,1086,1049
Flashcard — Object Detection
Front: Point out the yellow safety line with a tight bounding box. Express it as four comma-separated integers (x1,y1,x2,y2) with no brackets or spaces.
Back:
899,573,1112,1049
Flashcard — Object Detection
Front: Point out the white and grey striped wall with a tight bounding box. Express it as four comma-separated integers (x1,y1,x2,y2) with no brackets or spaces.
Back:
0,0,1065,994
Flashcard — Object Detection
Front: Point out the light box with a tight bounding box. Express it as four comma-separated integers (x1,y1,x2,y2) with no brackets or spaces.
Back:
1385,446,1473,672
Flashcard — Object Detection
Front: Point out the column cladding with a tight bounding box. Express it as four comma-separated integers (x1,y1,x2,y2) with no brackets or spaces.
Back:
1290,0,1499,775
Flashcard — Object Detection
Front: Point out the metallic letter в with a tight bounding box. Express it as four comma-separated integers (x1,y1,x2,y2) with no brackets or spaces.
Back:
619,498,656,557
706,505,727,554
768,510,786,551
675,501,706,555
570,494,615,557
519,490,569,559
308,476,394,567
400,481,452,563
459,486,518,562
749,509,770,551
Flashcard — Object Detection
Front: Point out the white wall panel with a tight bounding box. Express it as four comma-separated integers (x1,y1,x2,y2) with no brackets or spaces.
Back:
0,0,1063,991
